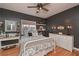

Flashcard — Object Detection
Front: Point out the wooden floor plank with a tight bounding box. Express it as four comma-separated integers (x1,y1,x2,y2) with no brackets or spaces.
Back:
0,47,79,56
0,47,20,56
47,47,79,56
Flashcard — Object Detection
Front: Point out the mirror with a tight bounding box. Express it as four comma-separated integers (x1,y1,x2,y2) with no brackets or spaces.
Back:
5,20,17,32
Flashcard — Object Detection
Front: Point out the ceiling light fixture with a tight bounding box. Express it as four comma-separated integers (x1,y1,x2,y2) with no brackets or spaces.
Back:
27,3,49,13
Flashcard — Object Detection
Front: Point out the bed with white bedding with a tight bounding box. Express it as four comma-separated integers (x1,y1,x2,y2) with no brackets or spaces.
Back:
20,21,55,56
19,35,55,56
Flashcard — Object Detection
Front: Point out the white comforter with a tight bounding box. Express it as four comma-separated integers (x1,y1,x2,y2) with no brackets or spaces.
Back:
20,36,54,56
21,35,48,43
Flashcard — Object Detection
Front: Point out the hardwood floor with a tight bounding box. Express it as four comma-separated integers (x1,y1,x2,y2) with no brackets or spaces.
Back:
0,47,79,56
0,47,20,56
47,47,79,56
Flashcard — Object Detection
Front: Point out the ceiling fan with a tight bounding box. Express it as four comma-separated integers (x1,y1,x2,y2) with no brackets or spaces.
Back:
27,3,49,13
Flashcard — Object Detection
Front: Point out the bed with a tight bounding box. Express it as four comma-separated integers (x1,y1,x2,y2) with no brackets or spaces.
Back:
19,35,55,56
19,22,55,56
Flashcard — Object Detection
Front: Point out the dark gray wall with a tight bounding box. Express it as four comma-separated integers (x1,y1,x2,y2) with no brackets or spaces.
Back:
46,5,79,48
1,5,79,48
0,8,44,23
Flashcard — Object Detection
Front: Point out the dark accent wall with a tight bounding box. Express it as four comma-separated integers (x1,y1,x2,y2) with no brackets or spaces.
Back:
46,5,79,48
1,5,79,48
0,8,46,36
0,8,44,23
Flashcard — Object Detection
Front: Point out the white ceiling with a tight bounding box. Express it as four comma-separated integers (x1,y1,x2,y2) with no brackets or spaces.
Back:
0,3,79,18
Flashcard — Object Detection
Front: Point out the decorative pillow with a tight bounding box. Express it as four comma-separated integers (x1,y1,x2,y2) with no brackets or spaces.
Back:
32,31,38,37
28,32,32,36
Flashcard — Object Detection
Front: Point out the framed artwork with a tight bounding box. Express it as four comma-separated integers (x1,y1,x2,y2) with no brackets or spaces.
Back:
5,20,17,32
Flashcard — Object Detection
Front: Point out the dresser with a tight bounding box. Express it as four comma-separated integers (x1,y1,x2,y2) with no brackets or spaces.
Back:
0,37,20,49
49,33,74,52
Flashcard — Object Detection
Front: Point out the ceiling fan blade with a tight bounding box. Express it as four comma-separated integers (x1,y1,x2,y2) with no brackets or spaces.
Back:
27,6,37,8
42,8,49,11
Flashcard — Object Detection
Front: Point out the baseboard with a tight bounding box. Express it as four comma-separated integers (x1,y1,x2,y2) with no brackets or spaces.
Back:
73,47,79,51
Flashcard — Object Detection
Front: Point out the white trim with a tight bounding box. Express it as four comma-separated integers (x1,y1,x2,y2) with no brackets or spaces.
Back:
73,47,79,51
